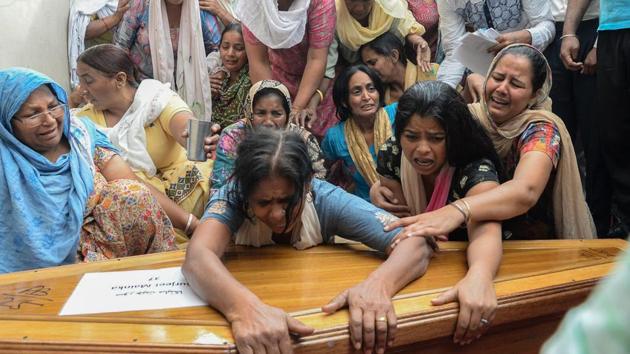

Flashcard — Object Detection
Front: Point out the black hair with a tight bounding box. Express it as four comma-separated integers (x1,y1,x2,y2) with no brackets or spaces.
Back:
495,46,548,92
333,64,385,121
359,32,406,65
221,22,243,40
395,81,504,179
229,128,314,232
77,44,139,87
252,87,291,117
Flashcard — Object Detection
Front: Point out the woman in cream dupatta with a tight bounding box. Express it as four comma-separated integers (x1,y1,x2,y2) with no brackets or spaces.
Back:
375,80,503,345
384,44,596,240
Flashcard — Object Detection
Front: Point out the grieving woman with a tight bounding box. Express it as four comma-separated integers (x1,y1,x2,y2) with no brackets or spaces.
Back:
211,80,326,193
184,128,435,354
383,44,595,240
0,68,176,273
75,44,214,241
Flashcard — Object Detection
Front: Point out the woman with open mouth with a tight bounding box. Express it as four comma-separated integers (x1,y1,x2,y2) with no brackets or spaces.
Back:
322,65,397,201
377,44,595,243
184,127,436,354
0,67,176,273
371,80,503,344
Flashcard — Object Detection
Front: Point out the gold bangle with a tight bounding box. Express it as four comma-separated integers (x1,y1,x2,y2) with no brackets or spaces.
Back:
450,200,470,226
460,199,472,223
315,89,324,103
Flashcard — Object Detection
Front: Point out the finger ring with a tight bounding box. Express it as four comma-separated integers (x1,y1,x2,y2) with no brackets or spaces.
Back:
376,316,387,322
480,318,489,326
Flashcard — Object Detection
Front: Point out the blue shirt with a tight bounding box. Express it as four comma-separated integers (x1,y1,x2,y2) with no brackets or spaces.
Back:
599,0,630,31
202,179,402,253
321,103,398,201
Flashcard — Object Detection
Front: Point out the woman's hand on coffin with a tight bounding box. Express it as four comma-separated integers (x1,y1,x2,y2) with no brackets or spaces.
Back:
322,282,397,354
431,270,497,345
230,302,314,354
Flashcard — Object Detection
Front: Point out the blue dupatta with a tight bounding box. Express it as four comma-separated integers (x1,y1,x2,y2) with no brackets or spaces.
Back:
0,68,115,273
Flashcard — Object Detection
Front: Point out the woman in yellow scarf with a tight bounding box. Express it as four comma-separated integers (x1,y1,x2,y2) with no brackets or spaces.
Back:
335,0,431,70
380,44,596,240
360,31,438,104
322,65,396,201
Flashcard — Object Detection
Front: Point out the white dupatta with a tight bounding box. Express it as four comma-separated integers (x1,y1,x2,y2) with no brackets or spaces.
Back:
100,79,176,177
236,0,310,49
148,0,213,120
68,0,118,88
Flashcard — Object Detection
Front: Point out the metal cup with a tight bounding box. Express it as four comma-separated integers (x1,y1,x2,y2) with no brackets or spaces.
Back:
186,119,212,162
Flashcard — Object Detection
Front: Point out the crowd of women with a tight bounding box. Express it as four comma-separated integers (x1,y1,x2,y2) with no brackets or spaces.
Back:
2,0,629,352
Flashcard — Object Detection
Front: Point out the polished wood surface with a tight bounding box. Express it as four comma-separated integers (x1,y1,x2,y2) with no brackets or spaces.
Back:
0,239,625,353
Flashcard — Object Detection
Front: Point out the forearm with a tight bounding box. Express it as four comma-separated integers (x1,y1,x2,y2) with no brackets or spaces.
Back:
293,51,327,110
563,0,593,35
307,77,331,110
245,44,272,84
460,179,544,222
85,14,122,39
214,7,235,26
365,237,432,297
144,182,191,230
183,227,263,321
465,221,502,280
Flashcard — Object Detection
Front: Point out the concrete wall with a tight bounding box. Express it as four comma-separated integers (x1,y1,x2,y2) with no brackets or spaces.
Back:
0,0,71,90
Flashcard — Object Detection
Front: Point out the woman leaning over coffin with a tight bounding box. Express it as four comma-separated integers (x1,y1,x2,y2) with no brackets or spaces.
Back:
373,80,503,344
184,128,436,354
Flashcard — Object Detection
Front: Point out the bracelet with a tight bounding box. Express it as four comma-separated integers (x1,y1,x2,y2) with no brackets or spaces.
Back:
560,34,577,40
184,214,194,235
450,200,471,226
315,89,324,103
460,199,472,223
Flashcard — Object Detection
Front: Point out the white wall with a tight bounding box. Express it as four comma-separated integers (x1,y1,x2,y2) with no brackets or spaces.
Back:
0,0,71,91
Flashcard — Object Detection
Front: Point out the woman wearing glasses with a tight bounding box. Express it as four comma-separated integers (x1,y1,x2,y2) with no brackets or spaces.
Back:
0,67,177,274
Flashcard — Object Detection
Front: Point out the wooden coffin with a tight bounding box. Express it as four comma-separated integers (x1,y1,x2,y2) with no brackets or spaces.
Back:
0,239,626,353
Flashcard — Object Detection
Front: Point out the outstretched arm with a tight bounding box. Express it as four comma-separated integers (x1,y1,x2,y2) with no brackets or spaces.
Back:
323,236,433,354
430,182,503,345
386,151,553,237
183,219,314,353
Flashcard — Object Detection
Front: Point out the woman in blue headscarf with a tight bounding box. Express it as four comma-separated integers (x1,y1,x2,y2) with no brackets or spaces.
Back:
0,67,176,274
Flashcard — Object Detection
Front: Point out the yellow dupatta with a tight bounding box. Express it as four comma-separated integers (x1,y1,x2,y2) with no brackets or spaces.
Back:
344,107,393,186
469,44,595,239
385,60,439,104
336,0,425,52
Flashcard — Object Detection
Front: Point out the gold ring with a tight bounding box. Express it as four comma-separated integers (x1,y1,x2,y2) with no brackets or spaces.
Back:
376,316,387,322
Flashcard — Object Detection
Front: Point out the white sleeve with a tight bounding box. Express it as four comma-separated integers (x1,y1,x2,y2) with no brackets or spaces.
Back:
436,0,467,88
522,0,556,50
